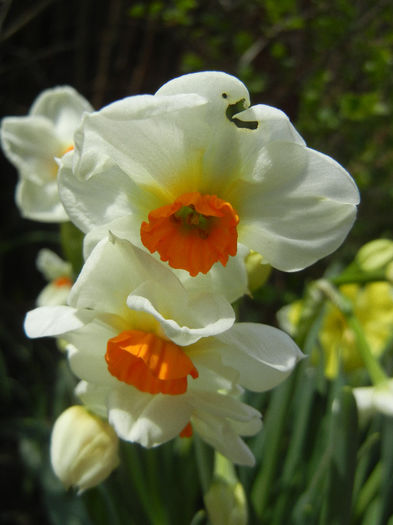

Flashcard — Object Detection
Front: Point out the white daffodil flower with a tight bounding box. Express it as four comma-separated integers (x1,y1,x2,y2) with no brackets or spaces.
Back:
58,71,359,282
1,86,93,222
25,234,303,466
36,248,73,306
50,405,119,493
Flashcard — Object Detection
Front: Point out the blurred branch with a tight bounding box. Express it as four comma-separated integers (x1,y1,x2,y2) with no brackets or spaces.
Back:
128,11,158,94
0,0,55,42
0,0,12,34
92,0,123,108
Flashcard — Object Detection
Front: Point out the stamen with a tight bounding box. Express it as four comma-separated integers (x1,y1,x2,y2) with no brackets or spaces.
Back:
140,192,239,276
106,330,198,395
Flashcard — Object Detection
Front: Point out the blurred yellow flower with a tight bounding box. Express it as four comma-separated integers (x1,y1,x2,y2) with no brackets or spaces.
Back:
320,282,393,377
280,282,393,379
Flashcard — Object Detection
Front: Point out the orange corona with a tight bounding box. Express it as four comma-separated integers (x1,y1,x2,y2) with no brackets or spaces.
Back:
106,330,198,395
179,422,193,438
62,144,74,155
140,192,239,276
53,276,73,288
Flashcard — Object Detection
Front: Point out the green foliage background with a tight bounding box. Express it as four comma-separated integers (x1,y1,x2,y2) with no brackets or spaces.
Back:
1,1,393,524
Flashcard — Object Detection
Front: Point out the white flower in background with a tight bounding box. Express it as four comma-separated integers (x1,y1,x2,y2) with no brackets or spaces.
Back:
50,405,119,493
36,248,73,306
353,380,393,420
58,71,359,281
25,234,303,466
1,86,93,222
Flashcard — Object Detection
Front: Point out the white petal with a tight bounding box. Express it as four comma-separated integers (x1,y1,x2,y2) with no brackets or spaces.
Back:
72,94,206,192
216,323,304,392
66,320,120,385
75,380,110,418
16,177,68,222
235,142,359,271
108,385,190,447
81,215,141,259
175,243,249,303
189,342,240,393
36,248,72,280
155,72,263,196
188,390,261,423
192,410,256,467
156,71,250,122
58,153,141,233
373,385,393,417
24,305,93,338
126,280,235,346
1,116,61,183
36,282,71,307
69,234,180,315
31,86,93,141
235,104,306,149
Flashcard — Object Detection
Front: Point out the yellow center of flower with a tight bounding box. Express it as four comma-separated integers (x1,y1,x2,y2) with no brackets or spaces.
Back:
106,330,198,395
51,144,75,178
140,192,239,276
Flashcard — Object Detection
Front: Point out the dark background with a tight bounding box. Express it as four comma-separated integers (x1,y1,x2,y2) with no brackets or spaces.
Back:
1,1,393,523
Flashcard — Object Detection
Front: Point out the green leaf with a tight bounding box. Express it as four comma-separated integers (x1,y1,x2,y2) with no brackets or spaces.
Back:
60,222,84,278
320,386,359,525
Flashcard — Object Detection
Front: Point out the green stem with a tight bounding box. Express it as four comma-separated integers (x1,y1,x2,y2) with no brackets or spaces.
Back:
346,316,388,385
354,462,382,520
251,374,296,519
331,271,386,286
194,435,213,494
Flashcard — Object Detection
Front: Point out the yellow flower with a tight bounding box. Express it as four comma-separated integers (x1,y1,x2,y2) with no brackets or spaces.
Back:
320,282,393,378
280,282,393,379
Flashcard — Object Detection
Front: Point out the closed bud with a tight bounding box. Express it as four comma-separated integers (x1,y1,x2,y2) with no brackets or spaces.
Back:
245,251,271,293
205,481,247,525
50,406,119,493
204,453,248,525
356,239,393,272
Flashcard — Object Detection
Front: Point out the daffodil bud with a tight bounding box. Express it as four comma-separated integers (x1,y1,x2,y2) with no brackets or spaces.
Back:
244,251,271,293
356,239,393,273
204,480,247,525
50,406,119,493
35,249,73,307
204,453,248,525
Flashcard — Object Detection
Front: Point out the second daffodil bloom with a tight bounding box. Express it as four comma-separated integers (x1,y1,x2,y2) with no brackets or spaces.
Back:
1,86,93,222
35,248,73,306
25,234,303,466
58,71,359,278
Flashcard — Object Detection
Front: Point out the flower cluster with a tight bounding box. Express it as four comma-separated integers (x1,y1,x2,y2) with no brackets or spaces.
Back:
2,72,359,492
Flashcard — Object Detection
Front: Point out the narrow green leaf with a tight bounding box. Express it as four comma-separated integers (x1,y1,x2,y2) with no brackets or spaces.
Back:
376,418,393,525
251,374,295,520
320,386,359,525
190,509,207,525
60,221,84,277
